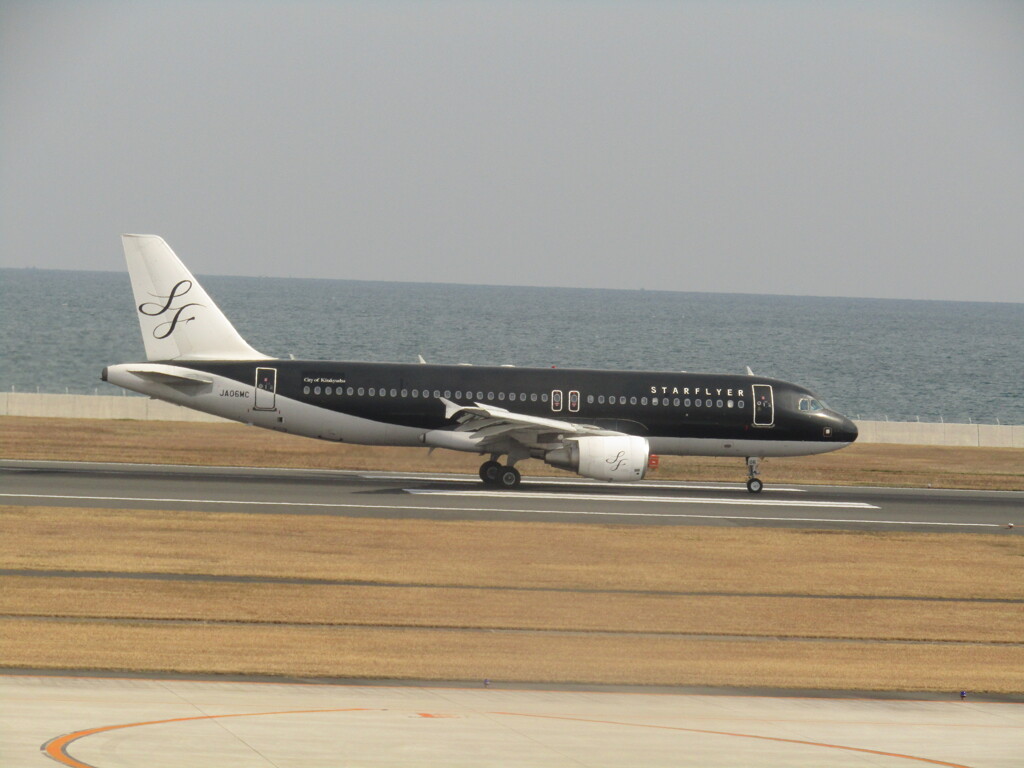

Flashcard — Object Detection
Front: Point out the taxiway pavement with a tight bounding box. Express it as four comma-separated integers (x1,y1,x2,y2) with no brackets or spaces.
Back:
5,674,1022,768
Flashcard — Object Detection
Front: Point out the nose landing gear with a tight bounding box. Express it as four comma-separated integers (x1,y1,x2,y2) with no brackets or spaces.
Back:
746,457,763,493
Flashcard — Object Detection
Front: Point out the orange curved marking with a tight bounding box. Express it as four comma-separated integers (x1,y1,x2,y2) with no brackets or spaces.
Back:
42,707,372,768
42,704,978,768
494,712,975,768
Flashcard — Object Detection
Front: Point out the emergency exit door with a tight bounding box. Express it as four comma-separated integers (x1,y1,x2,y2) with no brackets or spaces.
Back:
254,367,277,410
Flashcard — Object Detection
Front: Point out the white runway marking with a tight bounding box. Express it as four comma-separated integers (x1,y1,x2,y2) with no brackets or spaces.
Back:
360,474,808,493
406,489,879,510
1,493,1006,528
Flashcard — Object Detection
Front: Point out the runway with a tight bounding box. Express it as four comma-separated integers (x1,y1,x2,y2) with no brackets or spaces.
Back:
5,674,1023,768
1,460,1021,533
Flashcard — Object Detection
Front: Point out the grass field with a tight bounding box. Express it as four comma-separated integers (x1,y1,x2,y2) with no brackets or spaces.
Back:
2,505,1022,692
1,416,1022,692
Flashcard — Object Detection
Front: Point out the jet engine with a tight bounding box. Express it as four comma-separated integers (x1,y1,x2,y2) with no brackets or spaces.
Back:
544,435,650,482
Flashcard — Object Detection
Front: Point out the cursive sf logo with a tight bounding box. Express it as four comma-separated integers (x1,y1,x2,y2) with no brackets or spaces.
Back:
138,280,203,340
605,450,627,471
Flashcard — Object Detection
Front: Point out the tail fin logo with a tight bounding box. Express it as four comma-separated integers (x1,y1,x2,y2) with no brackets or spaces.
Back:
139,279,204,340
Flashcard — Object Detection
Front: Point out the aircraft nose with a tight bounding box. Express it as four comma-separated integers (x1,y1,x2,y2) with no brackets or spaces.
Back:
836,416,858,444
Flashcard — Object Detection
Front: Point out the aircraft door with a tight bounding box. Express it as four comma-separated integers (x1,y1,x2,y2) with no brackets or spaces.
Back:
254,367,277,410
752,384,774,426
551,390,563,412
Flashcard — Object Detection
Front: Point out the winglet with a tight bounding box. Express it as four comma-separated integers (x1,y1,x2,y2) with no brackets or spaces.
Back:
440,397,470,420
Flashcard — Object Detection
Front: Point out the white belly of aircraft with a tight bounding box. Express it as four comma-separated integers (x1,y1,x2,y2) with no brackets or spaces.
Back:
103,363,423,446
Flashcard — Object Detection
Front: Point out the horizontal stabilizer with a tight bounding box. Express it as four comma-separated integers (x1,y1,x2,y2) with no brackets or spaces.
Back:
127,367,213,387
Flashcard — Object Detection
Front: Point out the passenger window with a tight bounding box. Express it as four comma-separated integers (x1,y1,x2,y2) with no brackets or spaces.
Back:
738,400,745,409
673,398,680,407
401,389,408,397
433,390,441,398
641,397,648,405
630,396,637,405
476,392,484,400
358,387,365,396
347,387,354,396
716,399,723,408
541,393,549,402
509,393,517,401
303,386,310,395
314,386,322,395
684,398,691,407
530,393,537,402
487,392,494,400
498,392,505,400
325,387,332,395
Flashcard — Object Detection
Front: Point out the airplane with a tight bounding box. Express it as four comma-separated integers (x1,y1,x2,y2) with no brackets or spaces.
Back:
103,235,858,492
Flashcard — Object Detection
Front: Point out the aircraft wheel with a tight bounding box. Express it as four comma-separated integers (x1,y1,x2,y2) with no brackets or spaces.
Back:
497,466,522,489
479,460,502,485
746,478,763,494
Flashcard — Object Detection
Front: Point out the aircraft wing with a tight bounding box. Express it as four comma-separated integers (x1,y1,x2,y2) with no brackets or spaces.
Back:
438,397,621,452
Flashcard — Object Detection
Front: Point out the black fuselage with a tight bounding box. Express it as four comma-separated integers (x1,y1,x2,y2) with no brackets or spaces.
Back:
175,359,858,446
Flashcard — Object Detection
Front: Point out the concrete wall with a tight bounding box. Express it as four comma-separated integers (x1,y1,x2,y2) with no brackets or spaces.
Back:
1,393,1021,447
0,393,228,423
854,420,1023,448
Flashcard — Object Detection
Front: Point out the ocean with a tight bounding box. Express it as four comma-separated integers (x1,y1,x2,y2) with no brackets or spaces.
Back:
1,268,1021,425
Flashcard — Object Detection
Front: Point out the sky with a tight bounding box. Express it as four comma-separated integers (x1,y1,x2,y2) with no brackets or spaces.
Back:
2,1,1022,302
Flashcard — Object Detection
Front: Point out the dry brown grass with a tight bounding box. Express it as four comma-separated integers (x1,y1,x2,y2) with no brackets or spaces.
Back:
3,506,1022,599
3,576,1020,643
2,503,1022,691
4,619,1022,693
2,416,1022,490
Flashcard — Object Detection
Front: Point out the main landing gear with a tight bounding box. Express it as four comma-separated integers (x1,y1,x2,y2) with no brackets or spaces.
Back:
479,459,522,489
746,456,764,494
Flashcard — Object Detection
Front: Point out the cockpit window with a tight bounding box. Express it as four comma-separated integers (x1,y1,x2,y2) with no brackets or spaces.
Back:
798,397,827,412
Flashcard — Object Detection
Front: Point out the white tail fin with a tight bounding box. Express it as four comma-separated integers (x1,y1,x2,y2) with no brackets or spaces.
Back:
122,234,270,361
